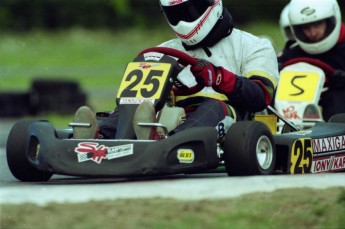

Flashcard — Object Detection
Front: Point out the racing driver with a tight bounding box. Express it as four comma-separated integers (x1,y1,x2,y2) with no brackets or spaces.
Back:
278,0,345,121
73,0,279,141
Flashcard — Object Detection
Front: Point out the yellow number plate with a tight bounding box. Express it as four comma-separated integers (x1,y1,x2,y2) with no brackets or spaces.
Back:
116,62,172,99
276,71,320,102
290,138,313,174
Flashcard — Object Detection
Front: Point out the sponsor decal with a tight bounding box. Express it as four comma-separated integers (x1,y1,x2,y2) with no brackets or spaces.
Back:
75,142,133,164
139,63,160,69
283,106,301,120
312,154,345,173
120,98,155,105
332,154,345,171
301,7,316,16
177,149,195,163
312,135,345,153
143,52,164,62
169,0,185,5
312,157,332,173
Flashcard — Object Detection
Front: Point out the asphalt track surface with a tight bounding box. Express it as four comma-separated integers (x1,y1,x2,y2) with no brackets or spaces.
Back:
1,119,344,206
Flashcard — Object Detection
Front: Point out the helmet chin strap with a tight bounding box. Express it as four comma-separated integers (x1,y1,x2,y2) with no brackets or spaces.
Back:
182,7,234,56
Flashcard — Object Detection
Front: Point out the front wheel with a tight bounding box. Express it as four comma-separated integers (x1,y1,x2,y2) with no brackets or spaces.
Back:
6,120,53,182
223,121,276,176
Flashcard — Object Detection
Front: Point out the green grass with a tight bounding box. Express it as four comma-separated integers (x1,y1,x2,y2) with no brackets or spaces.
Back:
1,188,344,229
240,21,286,51
0,27,175,112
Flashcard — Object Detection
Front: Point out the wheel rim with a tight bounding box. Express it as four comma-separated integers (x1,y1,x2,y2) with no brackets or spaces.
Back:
28,136,40,161
256,135,273,170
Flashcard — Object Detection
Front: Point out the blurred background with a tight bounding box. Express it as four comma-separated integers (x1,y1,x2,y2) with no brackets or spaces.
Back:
1,0,344,126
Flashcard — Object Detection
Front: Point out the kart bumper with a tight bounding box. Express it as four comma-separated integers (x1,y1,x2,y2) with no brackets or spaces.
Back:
27,122,219,177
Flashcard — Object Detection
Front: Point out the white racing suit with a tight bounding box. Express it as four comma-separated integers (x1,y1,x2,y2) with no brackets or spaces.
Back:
158,28,279,139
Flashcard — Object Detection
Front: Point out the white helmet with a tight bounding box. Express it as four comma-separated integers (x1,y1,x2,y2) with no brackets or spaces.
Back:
279,3,294,41
289,0,341,54
159,0,223,46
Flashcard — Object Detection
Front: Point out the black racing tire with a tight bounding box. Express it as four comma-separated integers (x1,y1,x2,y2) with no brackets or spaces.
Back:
6,120,53,182
328,113,345,124
223,121,276,176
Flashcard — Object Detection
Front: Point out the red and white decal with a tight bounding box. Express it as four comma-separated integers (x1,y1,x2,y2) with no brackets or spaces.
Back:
312,135,345,153
312,154,345,173
143,52,164,62
168,0,186,6
119,98,155,105
282,106,301,120
176,0,220,40
139,63,160,69
75,142,133,164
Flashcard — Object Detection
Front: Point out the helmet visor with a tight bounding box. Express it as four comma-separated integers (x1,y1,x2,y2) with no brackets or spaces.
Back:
292,17,336,44
161,0,213,26
284,26,294,41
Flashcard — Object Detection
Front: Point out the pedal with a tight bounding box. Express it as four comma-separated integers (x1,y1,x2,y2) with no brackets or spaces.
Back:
68,122,91,127
138,122,169,139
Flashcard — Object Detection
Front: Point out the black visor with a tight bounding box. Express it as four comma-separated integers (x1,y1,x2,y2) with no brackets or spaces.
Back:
292,17,336,43
161,0,213,26
284,26,294,40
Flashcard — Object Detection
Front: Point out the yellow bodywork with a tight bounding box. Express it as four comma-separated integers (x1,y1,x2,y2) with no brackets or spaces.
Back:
254,114,277,134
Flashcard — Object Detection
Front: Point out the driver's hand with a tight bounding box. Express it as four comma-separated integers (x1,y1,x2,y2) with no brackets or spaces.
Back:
190,58,237,94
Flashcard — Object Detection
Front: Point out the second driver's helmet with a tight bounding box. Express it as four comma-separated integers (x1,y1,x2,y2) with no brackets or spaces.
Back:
289,0,341,54
159,0,223,46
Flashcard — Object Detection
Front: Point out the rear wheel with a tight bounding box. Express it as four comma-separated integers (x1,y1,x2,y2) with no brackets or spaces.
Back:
6,120,53,182
223,121,276,176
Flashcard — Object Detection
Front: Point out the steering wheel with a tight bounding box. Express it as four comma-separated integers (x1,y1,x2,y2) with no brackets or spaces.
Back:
282,57,335,76
138,47,204,95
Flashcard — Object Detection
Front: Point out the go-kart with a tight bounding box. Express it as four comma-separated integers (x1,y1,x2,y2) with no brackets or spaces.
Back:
271,58,345,174
6,48,345,182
